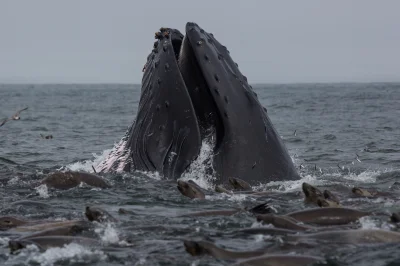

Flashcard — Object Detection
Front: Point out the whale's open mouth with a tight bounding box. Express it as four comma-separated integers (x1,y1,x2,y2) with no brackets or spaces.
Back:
175,28,224,149
97,22,300,185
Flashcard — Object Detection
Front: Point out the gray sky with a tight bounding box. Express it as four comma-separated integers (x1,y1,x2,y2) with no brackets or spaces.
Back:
1,0,399,83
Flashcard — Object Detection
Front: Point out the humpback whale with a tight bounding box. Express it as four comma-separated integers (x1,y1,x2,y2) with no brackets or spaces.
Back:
96,22,300,186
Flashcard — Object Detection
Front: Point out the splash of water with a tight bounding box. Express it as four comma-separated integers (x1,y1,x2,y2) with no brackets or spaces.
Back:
66,148,114,173
179,138,216,190
35,184,50,198
32,243,107,266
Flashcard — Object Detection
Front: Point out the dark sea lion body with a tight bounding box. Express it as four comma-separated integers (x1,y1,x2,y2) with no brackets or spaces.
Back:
286,207,370,225
229,177,252,191
0,216,29,230
181,209,241,217
236,227,297,236
287,229,400,244
323,189,340,204
184,240,265,260
11,220,87,233
181,203,272,217
302,182,323,205
257,214,314,231
391,212,400,223
351,187,392,198
42,171,111,190
302,183,341,208
17,221,91,239
317,198,340,208
232,254,323,266
177,180,205,199
85,206,118,223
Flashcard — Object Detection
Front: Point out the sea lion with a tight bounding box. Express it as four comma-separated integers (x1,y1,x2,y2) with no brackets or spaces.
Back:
302,183,340,207
229,177,252,191
235,227,297,236
85,206,118,223
323,189,340,205
0,216,29,230
317,198,340,208
352,187,374,197
177,180,205,199
286,229,400,244
180,203,273,217
302,182,324,205
390,212,400,223
351,187,387,198
231,254,323,266
256,214,354,232
184,240,265,260
257,214,314,231
9,236,100,253
40,134,53,139
11,220,87,233
215,185,233,194
16,221,91,239
286,207,370,226
41,171,111,190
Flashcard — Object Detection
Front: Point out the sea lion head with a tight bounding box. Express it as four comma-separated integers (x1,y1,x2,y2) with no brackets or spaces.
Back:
302,182,323,204
0,216,26,230
8,239,36,253
228,177,252,190
177,180,205,199
352,187,373,197
323,189,339,203
183,240,207,256
85,206,116,223
317,198,340,208
390,212,400,223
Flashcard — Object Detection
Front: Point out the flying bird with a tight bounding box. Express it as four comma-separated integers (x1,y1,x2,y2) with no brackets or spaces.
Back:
0,107,29,127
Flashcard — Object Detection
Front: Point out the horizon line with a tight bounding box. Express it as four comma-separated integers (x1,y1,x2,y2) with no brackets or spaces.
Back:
1,81,400,86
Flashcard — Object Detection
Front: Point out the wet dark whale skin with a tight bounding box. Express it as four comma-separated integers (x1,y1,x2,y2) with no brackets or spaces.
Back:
183,23,299,185
97,28,201,178
97,22,300,185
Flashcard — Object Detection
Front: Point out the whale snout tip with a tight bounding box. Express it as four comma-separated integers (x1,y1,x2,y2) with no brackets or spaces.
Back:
185,22,199,31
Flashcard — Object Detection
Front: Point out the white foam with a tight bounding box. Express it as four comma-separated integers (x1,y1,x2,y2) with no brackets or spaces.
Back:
179,139,216,190
0,237,10,246
136,170,162,180
66,148,114,173
359,216,379,229
35,184,50,198
31,243,107,266
94,222,131,246
94,222,120,244
256,173,321,192
7,177,20,186
135,258,148,265
342,170,379,183
205,192,252,203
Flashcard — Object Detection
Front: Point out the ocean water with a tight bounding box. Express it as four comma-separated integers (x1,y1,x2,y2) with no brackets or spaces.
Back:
0,83,400,265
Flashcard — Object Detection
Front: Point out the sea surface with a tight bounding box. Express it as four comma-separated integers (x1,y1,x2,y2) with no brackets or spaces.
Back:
0,83,400,266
